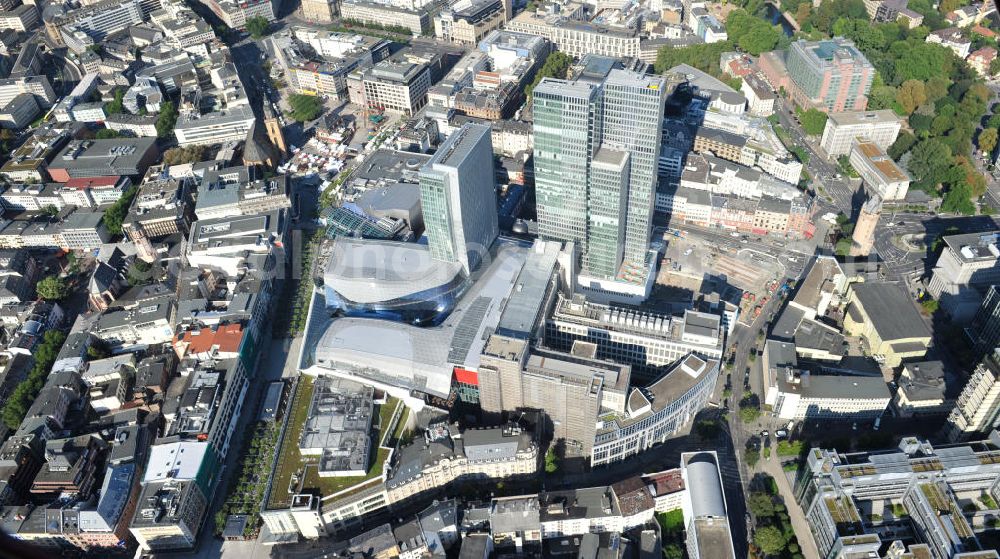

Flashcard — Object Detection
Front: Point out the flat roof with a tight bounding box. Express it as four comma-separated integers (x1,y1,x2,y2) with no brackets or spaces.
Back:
850,282,931,342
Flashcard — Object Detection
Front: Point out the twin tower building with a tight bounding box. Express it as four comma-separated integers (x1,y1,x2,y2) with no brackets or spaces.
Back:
427,64,667,302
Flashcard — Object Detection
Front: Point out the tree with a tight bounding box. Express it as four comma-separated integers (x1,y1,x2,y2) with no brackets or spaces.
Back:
156,101,177,139
245,16,270,39
105,88,125,115
867,85,898,110
95,128,121,139
980,127,998,155
798,108,828,135
941,181,976,214
663,543,684,559
794,3,811,27
163,145,207,165
745,448,761,468
726,10,781,55
896,79,927,114
40,205,59,217
755,525,787,555
526,51,572,98
748,492,776,517
544,448,559,473
907,138,953,190
287,94,324,123
888,131,917,160
103,185,139,236
37,276,69,301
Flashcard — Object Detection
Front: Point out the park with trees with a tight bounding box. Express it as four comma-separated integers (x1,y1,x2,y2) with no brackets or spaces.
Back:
656,0,998,214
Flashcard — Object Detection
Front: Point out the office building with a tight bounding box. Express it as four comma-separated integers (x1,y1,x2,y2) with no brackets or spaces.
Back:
49,0,144,48
46,138,159,182
783,38,875,112
930,232,1000,322
802,434,1000,559
199,0,277,29
194,165,291,220
506,8,640,59
477,334,631,460
300,0,335,22
545,295,724,381
354,60,432,115
843,282,931,367
681,452,737,559
339,0,433,35
419,123,498,274
435,0,507,45
970,285,1000,359
894,360,956,417
762,340,891,420
298,377,373,477
946,351,1000,441
0,76,57,109
533,67,666,301
592,355,720,466
0,5,40,33
850,194,881,257
820,110,902,157
173,105,256,147
850,140,911,200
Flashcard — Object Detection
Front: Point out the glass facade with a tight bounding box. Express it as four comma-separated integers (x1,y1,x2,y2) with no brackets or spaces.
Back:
532,69,666,282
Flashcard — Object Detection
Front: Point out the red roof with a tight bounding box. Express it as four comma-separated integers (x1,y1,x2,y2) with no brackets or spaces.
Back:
174,323,244,356
973,25,997,38
453,367,478,386
64,176,121,189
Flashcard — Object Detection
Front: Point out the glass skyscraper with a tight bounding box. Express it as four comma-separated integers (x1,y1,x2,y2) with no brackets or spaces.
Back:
532,67,667,283
419,122,499,275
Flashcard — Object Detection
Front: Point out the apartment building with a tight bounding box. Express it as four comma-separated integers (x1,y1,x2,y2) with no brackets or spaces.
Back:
820,110,902,157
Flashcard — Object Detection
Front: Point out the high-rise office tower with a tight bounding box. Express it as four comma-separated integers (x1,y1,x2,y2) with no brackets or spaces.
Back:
785,38,874,113
969,284,1000,359
532,67,667,294
419,122,499,275
946,350,1000,441
850,194,880,257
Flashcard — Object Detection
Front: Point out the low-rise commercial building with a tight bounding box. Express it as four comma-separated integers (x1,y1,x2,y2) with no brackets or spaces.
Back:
843,282,931,367
435,0,507,45
339,0,434,34
352,60,432,115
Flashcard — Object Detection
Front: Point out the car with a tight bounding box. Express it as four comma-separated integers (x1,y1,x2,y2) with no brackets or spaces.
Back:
683,248,693,256
740,238,748,244
775,430,788,439
897,221,906,226
760,430,769,437
730,231,741,237
874,417,882,431
852,422,858,431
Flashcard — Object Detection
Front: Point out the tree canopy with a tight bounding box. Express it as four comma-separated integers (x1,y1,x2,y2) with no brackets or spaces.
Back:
245,16,270,40
37,276,69,301
526,51,573,98
288,94,324,123
726,10,781,56
156,101,177,139
798,108,828,135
